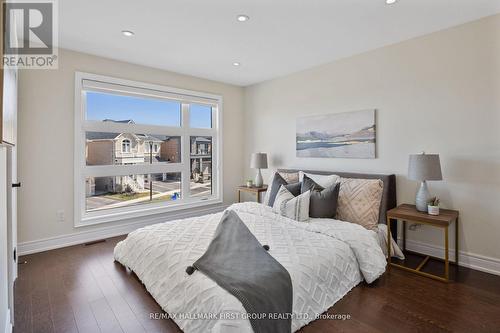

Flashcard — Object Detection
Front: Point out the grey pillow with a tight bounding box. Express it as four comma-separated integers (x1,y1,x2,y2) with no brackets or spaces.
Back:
266,173,288,207
301,175,340,218
284,182,301,197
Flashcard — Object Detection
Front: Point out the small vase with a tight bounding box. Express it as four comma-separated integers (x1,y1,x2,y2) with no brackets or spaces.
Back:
428,205,440,216
246,180,253,188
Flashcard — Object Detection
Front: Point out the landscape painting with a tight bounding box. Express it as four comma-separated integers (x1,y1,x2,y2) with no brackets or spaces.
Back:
296,109,376,158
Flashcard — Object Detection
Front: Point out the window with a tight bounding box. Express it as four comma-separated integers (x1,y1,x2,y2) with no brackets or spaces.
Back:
122,139,131,153
75,72,222,226
85,172,182,212
190,104,212,128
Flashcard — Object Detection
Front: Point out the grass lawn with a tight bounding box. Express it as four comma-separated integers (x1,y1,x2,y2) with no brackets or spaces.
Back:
152,194,177,202
104,191,158,201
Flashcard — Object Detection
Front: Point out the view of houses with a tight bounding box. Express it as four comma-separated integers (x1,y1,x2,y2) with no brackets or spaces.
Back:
85,120,212,211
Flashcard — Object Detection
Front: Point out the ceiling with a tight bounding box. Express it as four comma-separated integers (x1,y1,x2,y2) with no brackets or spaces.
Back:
58,0,500,86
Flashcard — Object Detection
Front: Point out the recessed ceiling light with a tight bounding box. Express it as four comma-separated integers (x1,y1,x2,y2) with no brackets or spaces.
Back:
385,0,398,4
122,30,135,37
237,15,249,22
233,62,241,66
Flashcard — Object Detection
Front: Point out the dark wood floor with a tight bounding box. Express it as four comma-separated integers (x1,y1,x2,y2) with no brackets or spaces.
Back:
14,236,500,333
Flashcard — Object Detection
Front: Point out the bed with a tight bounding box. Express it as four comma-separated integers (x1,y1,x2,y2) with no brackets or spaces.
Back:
114,170,397,333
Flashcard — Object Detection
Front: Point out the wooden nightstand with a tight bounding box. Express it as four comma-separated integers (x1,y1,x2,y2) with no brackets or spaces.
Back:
386,204,459,282
236,185,268,203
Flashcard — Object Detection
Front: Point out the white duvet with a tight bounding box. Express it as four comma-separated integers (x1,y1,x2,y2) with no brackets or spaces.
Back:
114,202,386,333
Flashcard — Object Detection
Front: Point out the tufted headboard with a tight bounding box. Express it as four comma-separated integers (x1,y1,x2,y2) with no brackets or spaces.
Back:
277,169,397,239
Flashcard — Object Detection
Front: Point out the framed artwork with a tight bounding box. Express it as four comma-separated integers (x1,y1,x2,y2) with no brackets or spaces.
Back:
296,109,376,158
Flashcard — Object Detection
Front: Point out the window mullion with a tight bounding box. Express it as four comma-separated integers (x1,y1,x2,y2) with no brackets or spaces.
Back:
83,163,183,177
181,102,191,199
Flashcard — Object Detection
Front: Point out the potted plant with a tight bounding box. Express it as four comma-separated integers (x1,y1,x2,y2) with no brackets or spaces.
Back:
427,197,440,215
246,179,254,187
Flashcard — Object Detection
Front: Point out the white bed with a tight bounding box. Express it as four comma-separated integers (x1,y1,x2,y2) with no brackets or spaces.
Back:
114,202,387,333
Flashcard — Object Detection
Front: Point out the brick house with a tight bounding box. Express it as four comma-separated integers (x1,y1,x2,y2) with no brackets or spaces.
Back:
85,120,211,196
85,120,181,196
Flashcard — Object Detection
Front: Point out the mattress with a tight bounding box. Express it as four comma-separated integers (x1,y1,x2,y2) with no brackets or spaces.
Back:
114,202,386,333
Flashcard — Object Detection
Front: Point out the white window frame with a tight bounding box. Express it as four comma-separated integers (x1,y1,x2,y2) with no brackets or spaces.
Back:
74,72,223,227
122,139,131,153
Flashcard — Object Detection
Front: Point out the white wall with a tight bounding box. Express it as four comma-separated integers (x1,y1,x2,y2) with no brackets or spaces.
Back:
17,48,244,245
17,15,500,272
244,15,500,263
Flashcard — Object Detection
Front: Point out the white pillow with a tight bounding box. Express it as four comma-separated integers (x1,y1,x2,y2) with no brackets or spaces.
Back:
272,185,310,222
298,171,340,188
262,172,275,205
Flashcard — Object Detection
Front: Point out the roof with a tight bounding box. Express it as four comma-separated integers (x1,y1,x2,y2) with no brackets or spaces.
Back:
86,120,181,142
87,132,175,142
194,137,211,143
102,119,135,124
136,134,165,142
86,132,119,140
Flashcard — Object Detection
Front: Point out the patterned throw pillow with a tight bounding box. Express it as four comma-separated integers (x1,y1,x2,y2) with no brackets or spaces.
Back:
272,185,311,222
263,172,301,206
336,178,383,230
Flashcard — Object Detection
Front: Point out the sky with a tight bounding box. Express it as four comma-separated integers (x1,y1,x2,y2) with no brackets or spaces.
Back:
86,91,212,128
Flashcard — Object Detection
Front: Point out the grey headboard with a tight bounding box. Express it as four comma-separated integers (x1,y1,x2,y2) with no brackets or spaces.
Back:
277,169,397,238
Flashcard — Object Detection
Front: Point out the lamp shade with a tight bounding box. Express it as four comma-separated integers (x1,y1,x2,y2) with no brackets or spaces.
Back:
250,153,268,169
408,153,442,181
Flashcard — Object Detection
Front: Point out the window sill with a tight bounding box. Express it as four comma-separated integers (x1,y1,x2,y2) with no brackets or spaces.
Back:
75,197,223,228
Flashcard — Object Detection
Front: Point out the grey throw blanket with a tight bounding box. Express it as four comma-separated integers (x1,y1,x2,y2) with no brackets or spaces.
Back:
187,210,293,333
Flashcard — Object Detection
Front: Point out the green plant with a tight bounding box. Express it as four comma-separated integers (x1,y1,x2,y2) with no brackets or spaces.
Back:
428,197,440,206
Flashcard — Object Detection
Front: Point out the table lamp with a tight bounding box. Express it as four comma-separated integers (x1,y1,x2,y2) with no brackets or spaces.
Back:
250,153,268,187
408,152,442,212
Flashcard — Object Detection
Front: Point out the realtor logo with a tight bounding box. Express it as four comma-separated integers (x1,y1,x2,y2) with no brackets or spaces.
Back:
2,0,58,69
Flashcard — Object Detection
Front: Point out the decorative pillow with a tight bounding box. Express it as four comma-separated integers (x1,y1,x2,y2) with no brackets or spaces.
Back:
301,175,340,218
336,178,383,230
278,171,299,184
301,175,324,192
298,171,340,188
284,182,301,196
272,186,310,222
263,172,288,207
262,172,276,205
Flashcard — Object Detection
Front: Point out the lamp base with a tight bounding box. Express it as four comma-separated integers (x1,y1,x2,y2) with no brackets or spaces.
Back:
416,181,431,212
254,169,263,187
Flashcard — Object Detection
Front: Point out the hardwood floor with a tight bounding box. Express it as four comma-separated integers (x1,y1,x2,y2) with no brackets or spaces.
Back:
14,236,500,333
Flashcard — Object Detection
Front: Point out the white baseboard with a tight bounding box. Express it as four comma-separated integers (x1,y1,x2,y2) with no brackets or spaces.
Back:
4,309,12,333
402,238,500,276
18,204,229,256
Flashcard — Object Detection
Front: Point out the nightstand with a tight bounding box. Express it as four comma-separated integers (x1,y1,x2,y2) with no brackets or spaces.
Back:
236,185,268,203
386,204,459,282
